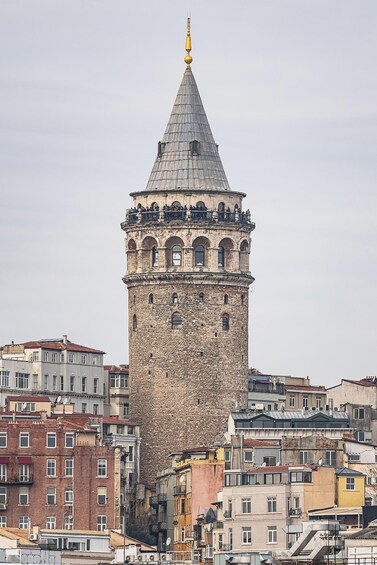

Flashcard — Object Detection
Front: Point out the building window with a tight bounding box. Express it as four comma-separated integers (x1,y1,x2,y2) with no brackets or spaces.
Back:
128,472,134,488
199,292,204,303
60,353,64,362
0,516,6,528
0,433,6,448
46,459,56,477
290,471,312,483
93,404,99,415
97,459,107,477
51,353,57,363
242,498,251,513
97,487,107,505
152,246,159,266
19,487,28,505
242,527,252,545
354,408,365,419
82,403,87,413
70,376,75,391
43,351,49,362
46,487,56,505
300,451,309,464
316,396,322,409
93,378,99,393
97,515,107,532
181,527,185,542
65,488,73,505
46,516,56,529
110,374,128,388
46,433,57,448
128,446,134,462
68,353,74,363
172,245,182,266
0,487,7,506
268,526,277,544
60,375,64,391
346,477,355,490
0,465,7,482
268,497,277,513
171,312,182,330
348,454,360,462
194,245,205,266
224,294,229,305
325,450,336,466
172,293,178,304
16,402,36,412
148,293,154,304
19,433,29,448
81,355,87,364
64,459,73,477
44,374,49,389
222,313,230,331
19,516,29,529
0,371,9,387
81,377,87,392
52,375,57,390
32,352,39,362
218,246,225,267
123,403,129,416
64,515,73,530
93,355,98,366
65,433,74,448
19,465,30,482
289,394,295,407
15,373,29,389
303,396,308,408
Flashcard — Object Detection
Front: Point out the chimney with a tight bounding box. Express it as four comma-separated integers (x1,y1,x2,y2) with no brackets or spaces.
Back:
62,335,68,345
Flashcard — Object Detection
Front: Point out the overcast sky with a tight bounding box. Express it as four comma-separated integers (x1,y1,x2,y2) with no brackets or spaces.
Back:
0,1,376,387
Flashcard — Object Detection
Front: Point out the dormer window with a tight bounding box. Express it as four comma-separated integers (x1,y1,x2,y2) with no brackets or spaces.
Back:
158,141,166,158
190,140,200,156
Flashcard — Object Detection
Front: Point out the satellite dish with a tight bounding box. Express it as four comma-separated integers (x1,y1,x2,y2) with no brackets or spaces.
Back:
179,475,185,484
57,396,62,403
166,537,171,547
63,398,68,405
22,403,27,411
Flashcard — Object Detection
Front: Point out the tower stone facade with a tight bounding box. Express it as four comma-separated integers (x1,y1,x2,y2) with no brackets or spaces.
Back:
122,35,255,485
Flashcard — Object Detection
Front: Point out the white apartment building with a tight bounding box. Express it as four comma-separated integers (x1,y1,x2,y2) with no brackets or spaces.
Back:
0,336,106,414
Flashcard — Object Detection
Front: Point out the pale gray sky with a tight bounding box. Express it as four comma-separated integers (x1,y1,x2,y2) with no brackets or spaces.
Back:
0,1,376,386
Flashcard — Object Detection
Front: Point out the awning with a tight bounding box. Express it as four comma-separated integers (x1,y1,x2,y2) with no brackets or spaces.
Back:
0,457,9,464
18,457,32,464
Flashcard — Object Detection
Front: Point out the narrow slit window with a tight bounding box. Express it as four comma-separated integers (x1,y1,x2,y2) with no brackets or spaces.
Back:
222,313,230,331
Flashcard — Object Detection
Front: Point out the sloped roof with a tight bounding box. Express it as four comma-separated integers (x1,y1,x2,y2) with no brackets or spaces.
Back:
22,340,105,354
336,467,365,476
145,66,230,192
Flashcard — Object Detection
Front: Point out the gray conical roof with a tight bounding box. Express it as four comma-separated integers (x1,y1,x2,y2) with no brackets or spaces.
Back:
145,66,230,192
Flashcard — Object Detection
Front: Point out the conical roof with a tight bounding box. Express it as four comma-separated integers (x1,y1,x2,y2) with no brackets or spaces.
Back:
145,66,230,192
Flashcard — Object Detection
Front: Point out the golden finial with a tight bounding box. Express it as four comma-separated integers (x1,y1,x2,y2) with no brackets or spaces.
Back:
184,17,193,66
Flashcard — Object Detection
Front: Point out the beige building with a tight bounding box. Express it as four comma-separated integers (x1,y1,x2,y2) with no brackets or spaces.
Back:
285,384,327,411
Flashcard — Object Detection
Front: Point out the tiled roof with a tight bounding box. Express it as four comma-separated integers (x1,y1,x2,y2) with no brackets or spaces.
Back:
22,340,105,354
7,395,51,402
104,364,129,372
285,385,326,392
232,409,349,420
336,467,365,476
145,66,230,192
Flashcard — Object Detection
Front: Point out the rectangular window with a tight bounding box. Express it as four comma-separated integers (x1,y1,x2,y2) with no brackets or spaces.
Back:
60,375,64,391
244,450,253,462
316,396,322,409
81,355,87,365
51,353,57,363
97,515,107,532
268,497,277,513
19,465,29,482
32,352,39,362
93,404,99,415
15,373,29,389
19,432,29,448
181,527,185,542
128,446,134,462
47,433,57,448
0,516,6,527
0,371,9,387
325,450,336,466
43,351,49,362
82,403,87,413
242,498,251,513
46,459,56,477
46,516,56,529
70,375,75,392
33,374,38,389
110,374,129,388
52,375,57,390
0,465,7,481
65,433,74,448
268,526,277,544
242,527,252,544
19,487,29,505
16,402,36,412
44,374,49,389
0,487,7,506
348,454,360,462
60,353,64,362
97,487,107,505
289,394,295,407
290,471,312,483
46,487,56,505
128,426,134,435
354,408,365,419
68,353,74,363
93,356,98,366
346,477,355,490
123,403,129,416
0,433,7,448
98,459,107,477
93,378,99,394
128,472,134,488
303,395,309,408
19,516,29,529
300,451,309,464
65,459,74,477
81,377,87,392
65,488,73,504
64,515,73,530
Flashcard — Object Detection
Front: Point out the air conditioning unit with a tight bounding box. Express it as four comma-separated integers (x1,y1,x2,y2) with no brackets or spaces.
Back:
29,534,38,541
149,556,155,561
137,556,143,562
160,555,171,562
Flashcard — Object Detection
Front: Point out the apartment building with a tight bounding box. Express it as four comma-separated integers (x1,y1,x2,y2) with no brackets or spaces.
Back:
103,365,130,418
0,336,105,414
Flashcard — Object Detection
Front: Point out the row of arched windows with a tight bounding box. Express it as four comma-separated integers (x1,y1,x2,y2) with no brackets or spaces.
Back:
132,312,231,331
147,293,245,305
134,201,242,213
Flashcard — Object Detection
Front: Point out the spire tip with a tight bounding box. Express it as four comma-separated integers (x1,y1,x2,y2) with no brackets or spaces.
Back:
184,17,193,66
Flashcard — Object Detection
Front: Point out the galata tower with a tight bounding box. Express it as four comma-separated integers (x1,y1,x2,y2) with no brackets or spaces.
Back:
122,20,255,485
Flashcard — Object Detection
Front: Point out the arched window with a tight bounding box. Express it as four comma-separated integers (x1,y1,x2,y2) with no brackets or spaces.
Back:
171,312,182,329
148,294,154,304
133,314,137,331
224,294,229,305
195,245,205,266
172,293,178,304
218,202,225,220
150,202,159,210
172,245,182,267
222,313,229,331
196,201,205,209
218,245,225,267
152,246,159,267
171,201,182,208
199,292,205,304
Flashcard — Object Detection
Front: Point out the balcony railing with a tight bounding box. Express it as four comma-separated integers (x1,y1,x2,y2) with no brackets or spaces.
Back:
122,208,255,230
173,485,186,495
219,544,232,552
0,475,33,485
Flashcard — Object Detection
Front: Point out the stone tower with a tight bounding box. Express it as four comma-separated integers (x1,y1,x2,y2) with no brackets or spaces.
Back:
122,21,255,485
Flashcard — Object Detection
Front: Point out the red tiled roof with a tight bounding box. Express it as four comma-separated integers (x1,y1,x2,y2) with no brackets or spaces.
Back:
104,365,129,372
102,416,137,425
224,439,278,448
285,384,326,392
7,395,51,403
22,341,105,354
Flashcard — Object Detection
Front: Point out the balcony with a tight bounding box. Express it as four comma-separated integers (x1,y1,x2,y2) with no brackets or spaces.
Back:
158,493,167,505
289,507,302,516
122,208,255,230
174,485,186,496
0,475,33,485
219,544,232,552
149,496,158,509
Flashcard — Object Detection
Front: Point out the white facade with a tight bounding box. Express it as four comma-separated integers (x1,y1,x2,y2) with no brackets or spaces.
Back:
0,337,105,414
